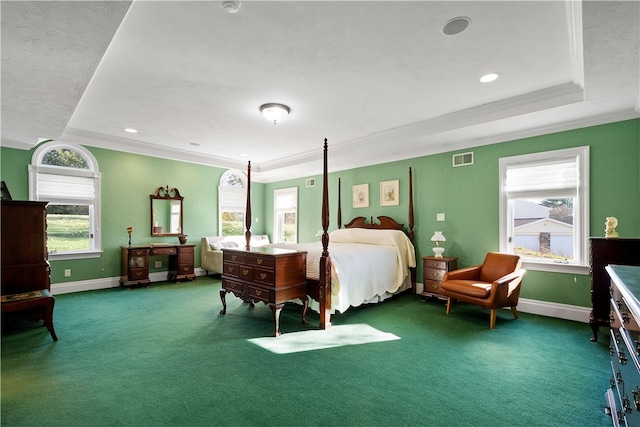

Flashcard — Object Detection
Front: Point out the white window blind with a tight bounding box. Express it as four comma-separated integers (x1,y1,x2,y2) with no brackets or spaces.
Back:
36,173,95,202
219,187,245,211
505,157,578,198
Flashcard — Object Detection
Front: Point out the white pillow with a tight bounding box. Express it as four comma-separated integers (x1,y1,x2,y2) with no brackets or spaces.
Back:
211,241,224,250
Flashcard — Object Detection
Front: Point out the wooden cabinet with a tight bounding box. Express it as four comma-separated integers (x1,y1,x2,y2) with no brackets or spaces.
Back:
605,265,640,426
1,201,50,295
219,247,308,336
590,238,640,341
120,244,195,288
421,256,457,299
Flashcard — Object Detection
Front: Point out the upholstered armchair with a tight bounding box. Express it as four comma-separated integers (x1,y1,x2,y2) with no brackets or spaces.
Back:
440,252,526,329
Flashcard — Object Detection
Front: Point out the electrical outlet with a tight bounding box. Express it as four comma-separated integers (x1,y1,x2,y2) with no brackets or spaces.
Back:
64,269,71,277
437,213,445,221
155,261,162,268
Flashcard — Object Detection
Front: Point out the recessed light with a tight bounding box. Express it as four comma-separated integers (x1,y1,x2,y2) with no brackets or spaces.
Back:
124,128,138,134
240,153,248,157
190,142,200,147
480,73,500,83
442,17,471,36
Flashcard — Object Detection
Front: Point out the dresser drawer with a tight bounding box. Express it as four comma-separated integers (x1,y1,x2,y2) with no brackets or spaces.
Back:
424,267,446,282
424,259,448,270
239,266,253,281
128,268,148,280
224,252,246,264
179,252,194,264
247,285,273,304
150,247,177,256
222,278,245,295
253,268,275,286
224,264,240,277
247,254,275,269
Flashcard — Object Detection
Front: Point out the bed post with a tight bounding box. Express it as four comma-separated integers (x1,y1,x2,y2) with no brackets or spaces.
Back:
319,139,332,330
337,178,342,229
245,161,252,250
408,167,416,289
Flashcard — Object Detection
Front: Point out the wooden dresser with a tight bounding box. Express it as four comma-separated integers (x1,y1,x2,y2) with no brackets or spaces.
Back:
1,201,50,295
605,264,640,426
120,244,196,288
590,238,640,341
219,247,308,336
421,256,457,300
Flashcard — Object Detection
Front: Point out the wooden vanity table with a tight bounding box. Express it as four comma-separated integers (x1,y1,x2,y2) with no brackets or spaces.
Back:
120,244,195,288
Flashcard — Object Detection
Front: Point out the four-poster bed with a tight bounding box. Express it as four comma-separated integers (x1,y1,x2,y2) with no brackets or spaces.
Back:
220,139,416,334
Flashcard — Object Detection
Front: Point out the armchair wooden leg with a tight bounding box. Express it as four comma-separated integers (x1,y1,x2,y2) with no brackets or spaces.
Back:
511,306,519,319
490,309,497,329
446,298,453,315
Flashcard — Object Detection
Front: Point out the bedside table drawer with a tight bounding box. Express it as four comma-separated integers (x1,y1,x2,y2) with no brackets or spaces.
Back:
424,259,447,270
424,267,446,282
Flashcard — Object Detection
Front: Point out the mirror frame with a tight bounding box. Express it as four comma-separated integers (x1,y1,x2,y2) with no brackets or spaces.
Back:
150,186,184,236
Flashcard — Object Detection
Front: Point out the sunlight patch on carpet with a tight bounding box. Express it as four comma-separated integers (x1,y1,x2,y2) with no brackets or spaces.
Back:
248,324,400,354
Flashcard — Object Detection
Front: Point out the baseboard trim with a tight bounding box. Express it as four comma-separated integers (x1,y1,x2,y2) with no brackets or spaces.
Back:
51,268,209,295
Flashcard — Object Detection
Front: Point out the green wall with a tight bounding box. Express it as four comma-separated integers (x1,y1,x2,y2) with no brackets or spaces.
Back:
1,119,638,309
265,119,640,308
0,146,265,284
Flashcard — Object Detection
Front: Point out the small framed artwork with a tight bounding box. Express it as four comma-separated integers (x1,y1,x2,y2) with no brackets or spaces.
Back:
380,180,399,206
1,181,12,200
352,184,369,208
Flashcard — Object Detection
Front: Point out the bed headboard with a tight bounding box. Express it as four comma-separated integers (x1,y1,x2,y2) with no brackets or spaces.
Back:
344,216,404,230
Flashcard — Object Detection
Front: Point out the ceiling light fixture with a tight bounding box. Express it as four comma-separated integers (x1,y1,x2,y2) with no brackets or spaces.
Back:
221,0,241,14
480,73,500,83
442,17,471,36
260,103,290,124
124,128,138,134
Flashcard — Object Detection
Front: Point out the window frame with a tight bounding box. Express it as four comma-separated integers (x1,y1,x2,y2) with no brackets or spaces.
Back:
499,146,590,274
273,187,298,244
29,142,102,260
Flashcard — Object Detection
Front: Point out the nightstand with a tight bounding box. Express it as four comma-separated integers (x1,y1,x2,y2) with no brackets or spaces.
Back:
421,256,457,300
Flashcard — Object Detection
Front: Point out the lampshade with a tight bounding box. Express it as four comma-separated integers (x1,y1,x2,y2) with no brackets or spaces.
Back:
431,231,446,244
260,103,290,124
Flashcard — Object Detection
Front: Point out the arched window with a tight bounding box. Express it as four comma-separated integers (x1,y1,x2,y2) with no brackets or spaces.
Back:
29,141,101,259
218,170,247,236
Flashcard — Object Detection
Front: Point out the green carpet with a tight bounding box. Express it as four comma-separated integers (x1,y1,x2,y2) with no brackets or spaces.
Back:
1,277,612,426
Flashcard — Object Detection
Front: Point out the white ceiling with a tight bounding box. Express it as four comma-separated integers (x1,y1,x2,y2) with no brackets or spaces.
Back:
2,1,639,182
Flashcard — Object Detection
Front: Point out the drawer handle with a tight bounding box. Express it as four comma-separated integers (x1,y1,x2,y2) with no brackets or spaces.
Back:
135,272,142,277
231,255,237,261
255,289,262,296
242,268,250,276
260,273,267,280
227,266,233,273
182,267,189,272
257,259,263,265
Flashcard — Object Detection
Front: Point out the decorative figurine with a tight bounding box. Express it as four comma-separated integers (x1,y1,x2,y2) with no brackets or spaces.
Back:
127,226,134,246
605,217,619,238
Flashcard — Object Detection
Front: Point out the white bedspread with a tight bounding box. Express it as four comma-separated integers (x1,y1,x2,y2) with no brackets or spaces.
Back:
266,229,416,314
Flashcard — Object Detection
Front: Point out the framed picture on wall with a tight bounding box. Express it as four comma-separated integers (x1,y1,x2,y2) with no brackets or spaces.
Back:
352,184,369,208
380,180,399,206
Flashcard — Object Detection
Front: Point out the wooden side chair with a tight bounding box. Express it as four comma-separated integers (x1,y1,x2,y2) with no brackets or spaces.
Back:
440,252,526,329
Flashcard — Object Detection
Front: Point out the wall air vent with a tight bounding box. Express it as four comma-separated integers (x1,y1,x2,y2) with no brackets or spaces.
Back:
306,178,316,188
452,152,474,167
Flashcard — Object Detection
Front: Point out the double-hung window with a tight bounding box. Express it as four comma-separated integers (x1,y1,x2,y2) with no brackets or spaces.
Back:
274,187,298,243
29,142,101,260
499,146,589,274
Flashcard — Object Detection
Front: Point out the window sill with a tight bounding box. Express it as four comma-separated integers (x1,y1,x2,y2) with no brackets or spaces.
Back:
521,260,590,275
48,250,102,261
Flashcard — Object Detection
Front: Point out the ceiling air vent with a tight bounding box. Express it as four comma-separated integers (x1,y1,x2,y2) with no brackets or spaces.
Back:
306,178,316,188
452,152,474,167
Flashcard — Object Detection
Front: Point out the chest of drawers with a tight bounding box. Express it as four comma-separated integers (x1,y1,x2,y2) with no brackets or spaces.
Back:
220,247,308,336
606,265,640,426
421,256,457,300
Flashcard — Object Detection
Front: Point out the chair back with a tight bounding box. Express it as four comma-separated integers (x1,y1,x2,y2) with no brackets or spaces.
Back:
479,252,521,283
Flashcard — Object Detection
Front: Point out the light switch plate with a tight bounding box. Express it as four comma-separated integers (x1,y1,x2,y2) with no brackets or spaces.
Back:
437,213,445,221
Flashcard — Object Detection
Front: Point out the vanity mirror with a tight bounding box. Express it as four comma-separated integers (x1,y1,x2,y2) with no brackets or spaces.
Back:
150,186,183,236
